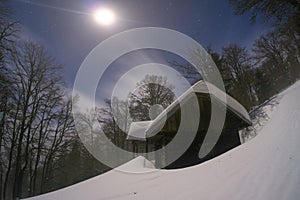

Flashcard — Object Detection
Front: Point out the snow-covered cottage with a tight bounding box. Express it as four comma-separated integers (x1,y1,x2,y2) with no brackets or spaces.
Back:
127,80,252,169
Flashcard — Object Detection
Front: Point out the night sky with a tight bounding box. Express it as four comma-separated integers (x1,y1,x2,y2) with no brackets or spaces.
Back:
8,0,270,105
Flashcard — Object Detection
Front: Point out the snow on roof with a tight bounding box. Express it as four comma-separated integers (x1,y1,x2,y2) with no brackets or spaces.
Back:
126,121,151,141
147,80,252,137
127,80,251,141
191,81,252,124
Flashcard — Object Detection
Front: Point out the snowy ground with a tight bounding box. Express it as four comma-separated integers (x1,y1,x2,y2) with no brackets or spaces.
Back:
240,90,282,143
25,81,300,200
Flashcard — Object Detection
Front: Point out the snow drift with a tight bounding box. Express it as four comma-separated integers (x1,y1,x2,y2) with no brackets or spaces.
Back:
25,81,300,200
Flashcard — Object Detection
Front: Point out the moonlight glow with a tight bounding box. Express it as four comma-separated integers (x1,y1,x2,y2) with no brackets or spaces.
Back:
93,8,115,26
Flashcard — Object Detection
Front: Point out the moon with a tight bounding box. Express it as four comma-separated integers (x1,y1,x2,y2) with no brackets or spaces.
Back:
93,8,115,26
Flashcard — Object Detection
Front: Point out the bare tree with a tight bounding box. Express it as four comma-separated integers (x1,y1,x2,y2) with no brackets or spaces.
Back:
97,97,131,150
129,75,175,121
0,41,76,199
222,44,255,110
39,97,74,194
0,3,19,199
229,0,300,32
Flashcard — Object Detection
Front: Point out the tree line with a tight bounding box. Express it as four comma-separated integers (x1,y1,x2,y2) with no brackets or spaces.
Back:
174,0,300,111
226,0,300,110
0,2,108,199
0,0,299,199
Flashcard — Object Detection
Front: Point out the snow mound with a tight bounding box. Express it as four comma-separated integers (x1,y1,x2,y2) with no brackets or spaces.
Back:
116,156,157,173
240,91,282,142
24,80,300,200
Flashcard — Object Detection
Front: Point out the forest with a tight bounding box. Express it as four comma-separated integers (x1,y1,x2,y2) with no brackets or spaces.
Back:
0,0,299,199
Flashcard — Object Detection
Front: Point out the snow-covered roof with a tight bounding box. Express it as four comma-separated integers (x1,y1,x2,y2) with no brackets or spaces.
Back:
191,80,251,124
126,121,151,141
127,80,251,141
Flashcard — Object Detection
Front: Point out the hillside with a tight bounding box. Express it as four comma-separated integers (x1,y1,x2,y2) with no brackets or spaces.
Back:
25,81,300,200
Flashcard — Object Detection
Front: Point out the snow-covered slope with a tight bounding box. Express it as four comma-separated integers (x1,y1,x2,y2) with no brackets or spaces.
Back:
25,81,300,200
